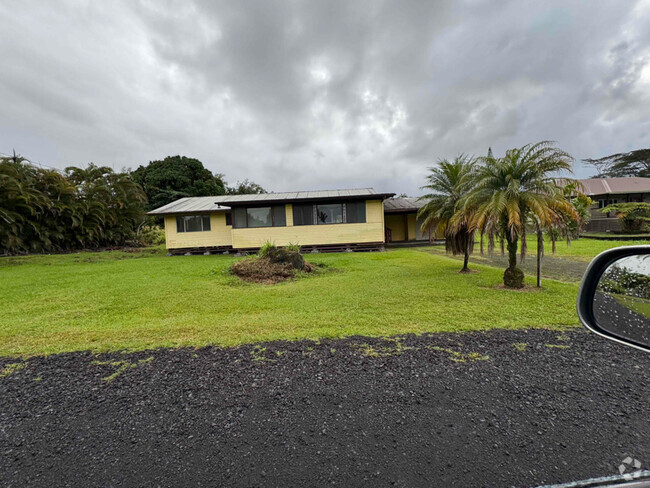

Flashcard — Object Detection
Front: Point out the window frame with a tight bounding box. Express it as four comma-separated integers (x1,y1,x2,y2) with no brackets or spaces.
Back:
175,214,211,233
232,205,287,229
293,201,367,226
315,203,345,225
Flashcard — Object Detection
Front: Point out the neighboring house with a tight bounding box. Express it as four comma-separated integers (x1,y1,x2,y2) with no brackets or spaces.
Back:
577,177,650,232
383,197,436,243
149,188,396,254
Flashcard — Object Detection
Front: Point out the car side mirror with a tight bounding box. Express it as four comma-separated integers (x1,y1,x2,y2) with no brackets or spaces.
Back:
577,245,650,352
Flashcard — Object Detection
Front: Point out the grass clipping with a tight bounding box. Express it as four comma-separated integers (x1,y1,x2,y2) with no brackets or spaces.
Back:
230,245,316,284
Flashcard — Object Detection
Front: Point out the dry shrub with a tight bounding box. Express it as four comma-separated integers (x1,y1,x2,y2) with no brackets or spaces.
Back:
230,257,315,284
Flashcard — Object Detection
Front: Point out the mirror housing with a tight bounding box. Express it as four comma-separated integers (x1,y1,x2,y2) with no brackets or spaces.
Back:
577,245,650,352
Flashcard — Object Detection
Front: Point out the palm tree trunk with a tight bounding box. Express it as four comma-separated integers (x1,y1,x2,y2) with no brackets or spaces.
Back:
460,232,471,273
500,236,505,255
503,231,524,288
480,231,484,255
551,231,556,254
536,225,543,288
507,234,518,269
520,225,527,263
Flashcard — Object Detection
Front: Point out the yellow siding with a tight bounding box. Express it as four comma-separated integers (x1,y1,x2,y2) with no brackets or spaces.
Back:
407,214,416,241
385,214,406,241
164,213,232,249
231,200,385,248
286,204,294,226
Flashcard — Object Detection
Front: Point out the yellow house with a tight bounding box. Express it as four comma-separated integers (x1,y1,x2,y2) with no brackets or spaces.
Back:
383,197,442,242
149,189,398,254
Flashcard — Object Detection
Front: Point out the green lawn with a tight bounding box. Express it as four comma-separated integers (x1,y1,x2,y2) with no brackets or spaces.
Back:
523,236,649,261
0,247,581,356
613,295,650,319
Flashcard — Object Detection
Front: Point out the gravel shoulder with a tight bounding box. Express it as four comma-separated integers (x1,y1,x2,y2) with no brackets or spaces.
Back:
1,329,648,487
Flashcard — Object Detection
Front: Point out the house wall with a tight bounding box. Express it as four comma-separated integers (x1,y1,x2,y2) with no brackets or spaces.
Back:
164,213,232,249
385,215,406,241
385,213,436,241
231,200,385,248
585,218,622,233
407,214,417,240
585,192,650,232
415,216,434,240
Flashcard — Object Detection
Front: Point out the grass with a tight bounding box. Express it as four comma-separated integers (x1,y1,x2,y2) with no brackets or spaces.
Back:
582,231,650,239
0,246,581,356
524,236,649,262
430,236,647,283
612,294,650,319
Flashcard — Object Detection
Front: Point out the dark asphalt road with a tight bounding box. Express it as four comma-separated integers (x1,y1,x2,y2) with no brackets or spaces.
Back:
1,329,648,487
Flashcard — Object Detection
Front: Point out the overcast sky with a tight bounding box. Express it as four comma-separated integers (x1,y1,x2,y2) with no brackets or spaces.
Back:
1,1,649,196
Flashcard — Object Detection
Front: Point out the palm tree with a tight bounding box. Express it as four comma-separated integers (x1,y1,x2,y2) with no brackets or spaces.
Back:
418,155,476,273
460,142,576,288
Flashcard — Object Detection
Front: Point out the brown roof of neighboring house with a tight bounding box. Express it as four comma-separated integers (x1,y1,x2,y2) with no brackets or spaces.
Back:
383,197,427,213
577,177,650,196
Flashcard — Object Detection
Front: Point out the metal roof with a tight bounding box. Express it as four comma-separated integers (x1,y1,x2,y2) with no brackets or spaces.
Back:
577,177,650,196
147,196,232,215
148,188,395,215
383,197,428,213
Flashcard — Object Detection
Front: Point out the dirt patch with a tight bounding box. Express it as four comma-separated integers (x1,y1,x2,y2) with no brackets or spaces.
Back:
230,257,316,284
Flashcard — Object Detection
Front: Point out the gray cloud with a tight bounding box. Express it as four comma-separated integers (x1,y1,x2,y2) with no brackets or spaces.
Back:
1,0,649,195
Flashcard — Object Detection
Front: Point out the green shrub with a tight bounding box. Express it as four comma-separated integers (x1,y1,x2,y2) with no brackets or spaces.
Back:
601,202,650,233
136,226,165,246
285,242,301,253
258,241,277,258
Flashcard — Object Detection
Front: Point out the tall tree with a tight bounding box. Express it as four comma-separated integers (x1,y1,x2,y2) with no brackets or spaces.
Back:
226,179,266,195
131,156,226,211
461,142,576,288
418,155,476,273
584,148,650,178
1,154,146,254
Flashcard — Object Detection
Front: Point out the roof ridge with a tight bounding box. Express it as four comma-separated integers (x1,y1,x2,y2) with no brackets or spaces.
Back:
601,179,612,193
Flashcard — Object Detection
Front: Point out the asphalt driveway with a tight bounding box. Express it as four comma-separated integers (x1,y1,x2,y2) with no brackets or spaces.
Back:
1,329,648,487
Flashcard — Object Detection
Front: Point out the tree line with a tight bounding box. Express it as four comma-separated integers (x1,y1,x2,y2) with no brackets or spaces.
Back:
0,153,265,255
418,141,592,289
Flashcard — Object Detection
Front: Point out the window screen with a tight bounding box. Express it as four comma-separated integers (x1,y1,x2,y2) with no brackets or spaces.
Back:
272,205,286,227
293,204,314,226
246,207,272,227
345,202,366,223
175,215,210,232
185,216,203,232
225,213,232,226
316,204,343,224
233,208,247,228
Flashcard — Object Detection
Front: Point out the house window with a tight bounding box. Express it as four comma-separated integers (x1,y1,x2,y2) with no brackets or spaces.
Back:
598,199,606,209
225,213,232,226
247,207,272,227
232,205,286,228
293,204,314,226
176,215,211,233
345,202,366,223
293,201,366,225
316,203,344,224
